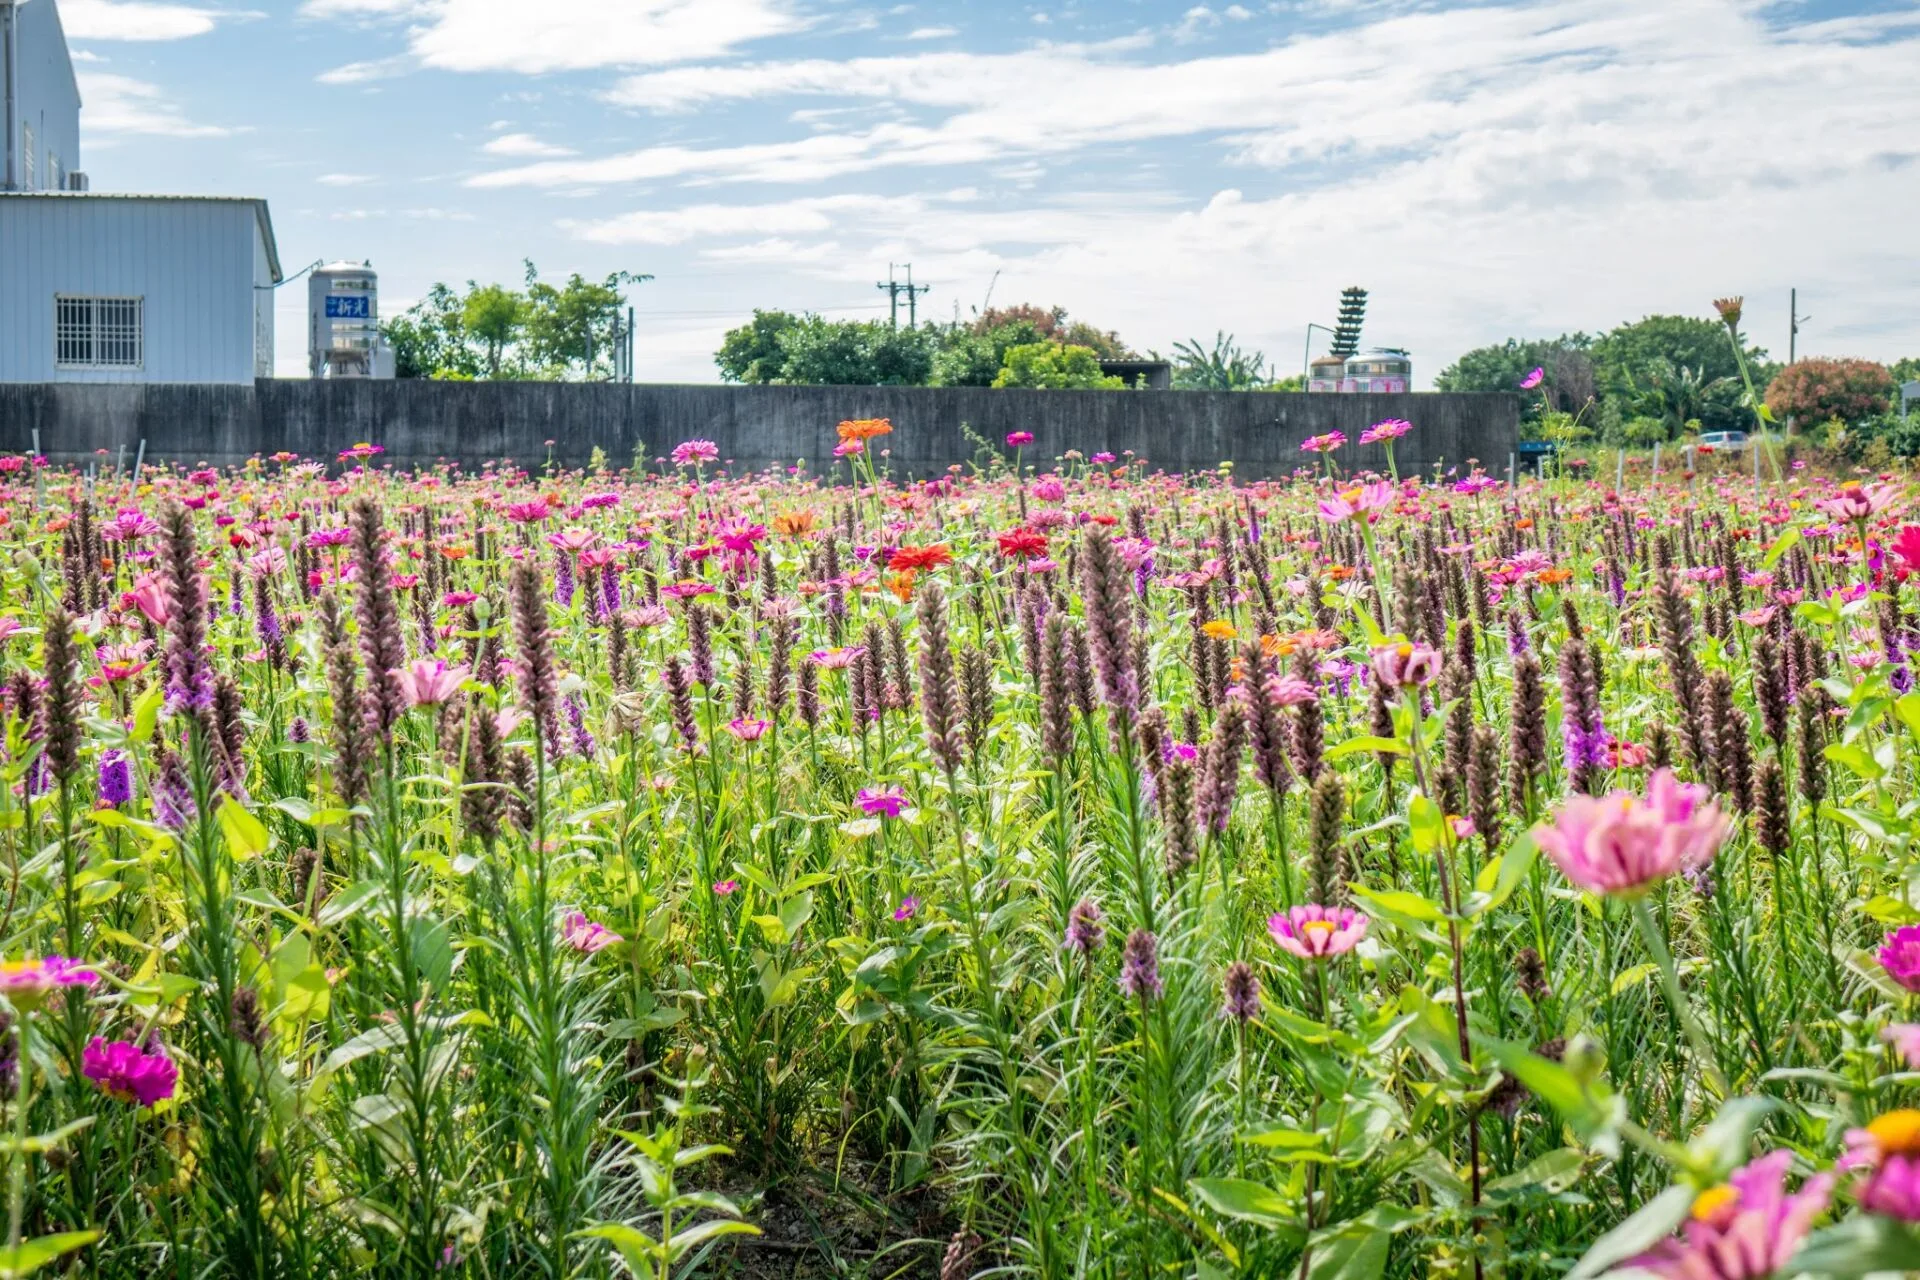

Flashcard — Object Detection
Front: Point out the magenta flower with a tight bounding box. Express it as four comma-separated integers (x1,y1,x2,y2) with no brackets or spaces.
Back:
83,1037,179,1108
1879,926,1920,993
559,912,622,954
1006,431,1035,447
505,500,551,525
1532,768,1732,897
808,646,866,669
1358,418,1413,445
1318,481,1396,524
1843,1111,1920,1220
724,717,770,742
0,956,98,1013
893,896,920,922
712,879,739,896
395,659,471,708
1814,481,1899,523
1369,641,1441,690
1627,1150,1832,1279
1268,905,1369,959
1519,367,1545,390
1300,431,1346,454
672,440,721,467
857,786,910,819
1262,674,1318,707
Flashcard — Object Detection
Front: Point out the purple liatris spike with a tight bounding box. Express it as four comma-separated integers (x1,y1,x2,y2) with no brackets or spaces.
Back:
1221,960,1260,1022
601,563,621,617
97,750,132,807
565,695,596,758
1064,898,1105,955
1118,928,1163,1001
553,548,576,608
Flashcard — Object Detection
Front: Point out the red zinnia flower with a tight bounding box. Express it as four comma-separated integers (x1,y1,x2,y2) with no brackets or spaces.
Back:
997,529,1049,559
888,545,953,572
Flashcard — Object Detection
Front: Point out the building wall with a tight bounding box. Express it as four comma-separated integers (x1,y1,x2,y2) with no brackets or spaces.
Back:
0,379,1520,478
0,196,268,383
10,0,81,190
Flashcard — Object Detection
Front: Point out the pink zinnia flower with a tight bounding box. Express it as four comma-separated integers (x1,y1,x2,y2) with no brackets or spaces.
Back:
83,1037,179,1108
725,717,770,742
546,526,598,553
1262,674,1317,707
1878,926,1920,993
505,500,551,524
1006,431,1035,447
857,785,909,818
1358,418,1413,445
834,440,864,457
1318,481,1396,523
0,956,99,1013
808,646,866,669
1842,1111,1920,1221
395,659,471,708
1814,482,1898,522
1627,1150,1832,1278
1370,641,1441,690
1532,768,1732,897
1301,431,1346,454
712,879,739,896
560,912,621,954
672,440,720,467
1883,1023,1920,1069
1267,905,1368,959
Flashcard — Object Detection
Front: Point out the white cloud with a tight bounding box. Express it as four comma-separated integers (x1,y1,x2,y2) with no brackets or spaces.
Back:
305,0,805,74
906,25,957,38
316,172,374,185
61,0,228,40
481,132,576,158
568,194,926,245
78,72,233,135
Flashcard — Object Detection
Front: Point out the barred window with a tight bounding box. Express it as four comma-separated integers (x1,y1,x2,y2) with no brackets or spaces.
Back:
55,297,144,369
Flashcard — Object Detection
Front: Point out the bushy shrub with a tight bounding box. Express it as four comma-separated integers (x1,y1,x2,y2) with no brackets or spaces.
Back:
1765,358,1895,426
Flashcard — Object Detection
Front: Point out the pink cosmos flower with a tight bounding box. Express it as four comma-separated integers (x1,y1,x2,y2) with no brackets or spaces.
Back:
1519,367,1546,390
857,786,909,818
725,717,770,742
83,1037,179,1108
1268,905,1368,959
1878,926,1920,993
1842,1111,1920,1221
560,912,622,954
1301,431,1346,454
672,440,721,467
1626,1150,1832,1279
1318,481,1396,523
395,659,471,708
1358,418,1413,445
1532,768,1732,897
893,897,921,922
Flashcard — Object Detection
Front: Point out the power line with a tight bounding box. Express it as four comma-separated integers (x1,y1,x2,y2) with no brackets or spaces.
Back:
876,263,930,327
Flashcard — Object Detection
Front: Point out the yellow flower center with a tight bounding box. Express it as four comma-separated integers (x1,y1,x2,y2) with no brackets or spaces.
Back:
1690,1184,1738,1224
1302,920,1335,941
1868,1109,1920,1155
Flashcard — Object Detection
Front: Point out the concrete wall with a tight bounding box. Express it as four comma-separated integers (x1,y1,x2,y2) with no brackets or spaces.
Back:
0,379,1519,478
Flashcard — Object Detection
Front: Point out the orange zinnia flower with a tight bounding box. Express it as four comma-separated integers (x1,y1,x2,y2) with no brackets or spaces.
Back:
887,570,917,602
1537,568,1574,586
772,510,817,536
1200,619,1238,641
1326,564,1357,581
1515,518,1535,530
888,544,952,572
837,418,894,443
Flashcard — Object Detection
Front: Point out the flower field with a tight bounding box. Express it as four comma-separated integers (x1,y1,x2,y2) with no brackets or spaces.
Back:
4,422,1920,1279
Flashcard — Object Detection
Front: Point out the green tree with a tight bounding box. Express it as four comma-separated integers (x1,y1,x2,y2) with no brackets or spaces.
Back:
382,283,481,380
930,318,1045,386
972,304,1132,359
1591,315,1770,432
1890,357,1920,386
461,282,525,379
1170,332,1268,389
520,260,652,380
992,342,1125,390
774,317,935,386
715,310,801,383
1434,335,1596,416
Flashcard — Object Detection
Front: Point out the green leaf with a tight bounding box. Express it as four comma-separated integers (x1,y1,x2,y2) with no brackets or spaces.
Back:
1487,1039,1609,1138
317,881,382,929
1567,1184,1693,1280
1189,1177,1297,1229
575,1223,658,1272
409,917,453,992
1484,1147,1585,1201
665,1218,760,1263
1326,735,1406,761
1305,1219,1391,1280
1351,886,1445,924
216,794,271,861
1407,792,1447,856
0,1230,102,1277
1760,526,1800,570
1825,742,1884,781
317,1023,406,1079
1611,962,1658,995
130,685,163,744
1789,1215,1920,1276
1464,832,1539,918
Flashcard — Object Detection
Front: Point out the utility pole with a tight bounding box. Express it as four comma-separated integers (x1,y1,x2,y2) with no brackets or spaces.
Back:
875,263,930,327
1790,288,1810,365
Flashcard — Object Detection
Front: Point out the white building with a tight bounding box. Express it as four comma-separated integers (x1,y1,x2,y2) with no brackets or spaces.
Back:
0,0,283,383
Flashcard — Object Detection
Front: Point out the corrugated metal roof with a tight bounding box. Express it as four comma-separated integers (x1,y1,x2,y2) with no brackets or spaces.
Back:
0,191,282,283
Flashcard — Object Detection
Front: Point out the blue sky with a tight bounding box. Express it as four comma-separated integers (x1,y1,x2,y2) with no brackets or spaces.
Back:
52,0,1920,382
